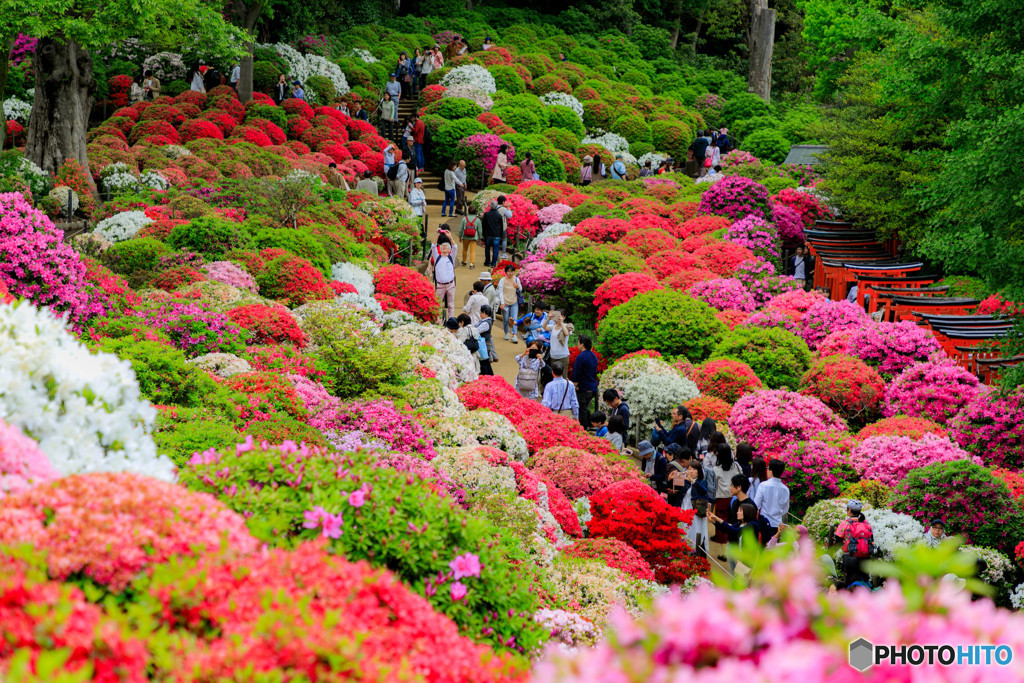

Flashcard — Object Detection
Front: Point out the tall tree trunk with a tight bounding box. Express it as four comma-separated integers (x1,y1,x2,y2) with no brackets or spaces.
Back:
690,12,705,55
25,37,95,177
747,0,775,102
0,34,16,149
233,0,264,104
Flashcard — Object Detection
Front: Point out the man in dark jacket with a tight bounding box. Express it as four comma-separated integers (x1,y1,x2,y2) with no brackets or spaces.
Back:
481,202,504,267
570,335,599,428
651,405,698,451
688,131,710,177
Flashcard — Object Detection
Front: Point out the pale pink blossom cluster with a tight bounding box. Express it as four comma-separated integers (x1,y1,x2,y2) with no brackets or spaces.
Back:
849,433,980,486
536,203,572,227
520,261,564,295
0,418,59,497
730,389,847,457
202,260,258,293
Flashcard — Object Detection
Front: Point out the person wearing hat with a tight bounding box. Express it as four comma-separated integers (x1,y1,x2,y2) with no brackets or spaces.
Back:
430,224,458,322
385,73,402,109
922,518,947,548
610,153,628,180
580,155,594,186
409,176,427,218
291,80,305,101
635,440,656,476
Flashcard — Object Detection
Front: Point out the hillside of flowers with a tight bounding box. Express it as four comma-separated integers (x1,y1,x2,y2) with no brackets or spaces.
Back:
2,16,1024,683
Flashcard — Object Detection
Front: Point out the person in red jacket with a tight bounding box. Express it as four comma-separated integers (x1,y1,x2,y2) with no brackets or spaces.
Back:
412,115,426,171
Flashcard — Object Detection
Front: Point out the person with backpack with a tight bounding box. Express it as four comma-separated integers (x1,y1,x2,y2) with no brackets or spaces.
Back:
515,345,544,399
458,210,480,268
753,458,790,541
835,499,874,589
388,151,410,198
610,154,628,180
455,314,482,375
430,227,458,322
580,155,594,186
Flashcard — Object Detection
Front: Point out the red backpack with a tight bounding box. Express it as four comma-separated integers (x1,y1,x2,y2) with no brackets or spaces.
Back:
842,521,874,559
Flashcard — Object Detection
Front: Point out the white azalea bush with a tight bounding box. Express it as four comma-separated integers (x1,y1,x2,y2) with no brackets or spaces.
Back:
582,130,631,154
352,48,378,64
95,211,154,243
540,92,584,121
442,85,494,111
139,169,169,191
3,97,31,123
15,157,51,196
141,52,187,80
960,546,1014,586
385,322,478,390
0,301,171,480
462,409,529,460
862,508,925,560
162,145,193,160
623,372,700,434
528,222,574,249
331,261,375,296
99,162,142,194
335,291,384,319
263,42,350,98
598,356,684,399
441,64,497,94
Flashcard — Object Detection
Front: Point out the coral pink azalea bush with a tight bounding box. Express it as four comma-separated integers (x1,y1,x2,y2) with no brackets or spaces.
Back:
856,416,948,442
883,358,984,425
730,389,847,458
527,447,642,500
691,359,763,403
849,434,979,487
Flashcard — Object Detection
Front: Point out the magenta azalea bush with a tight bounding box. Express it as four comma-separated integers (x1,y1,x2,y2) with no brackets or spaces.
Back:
799,299,870,350
0,192,98,324
724,215,780,260
0,418,59,497
743,308,800,335
849,433,979,487
519,260,564,295
883,357,985,425
780,434,857,512
734,259,797,307
688,277,756,313
772,203,805,245
131,302,248,356
457,133,515,175
950,387,1024,469
697,175,772,221
729,389,847,458
816,329,856,358
847,321,941,378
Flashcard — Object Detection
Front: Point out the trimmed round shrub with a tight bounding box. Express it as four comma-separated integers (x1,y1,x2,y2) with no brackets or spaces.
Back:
892,460,1020,553
697,175,772,221
424,96,484,121
950,387,1024,469
167,216,252,261
650,120,691,159
684,396,733,423
588,479,692,569
546,105,585,139
434,118,490,156
561,537,655,581
598,290,726,362
883,358,984,425
710,326,811,390
691,359,763,403
554,244,647,315
256,255,334,307
611,114,652,146
101,236,170,275
742,129,791,164
799,299,870,350
731,389,847,458
847,321,942,379
799,355,885,426
488,65,527,95
592,271,664,320
493,105,545,136
527,446,642,500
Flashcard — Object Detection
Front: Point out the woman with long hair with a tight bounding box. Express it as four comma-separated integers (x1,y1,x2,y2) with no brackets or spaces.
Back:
710,443,743,549
592,153,605,180
491,144,509,183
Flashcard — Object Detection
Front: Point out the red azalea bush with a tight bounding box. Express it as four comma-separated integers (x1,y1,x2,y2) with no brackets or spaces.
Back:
653,555,712,585
619,228,678,259
562,538,655,581
716,309,750,330
140,104,186,126
816,329,856,358
766,288,826,320
81,258,141,317
857,416,948,442
883,358,984,425
508,460,581,537
628,213,676,233
0,473,258,592
573,217,630,243
992,468,1024,503
771,187,833,228
256,255,335,307
799,354,885,424
676,215,731,240
588,479,694,569
949,387,1024,469
225,371,307,425
373,265,437,322
150,266,205,292
662,268,719,292
692,359,763,403
644,250,705,280
685,396,733,423
503,194,541,240
593,272,664,320
518,413,619,457
730,389,847,458
457,376,548,425
691,242,756,277
226,304,306,347
565,346,608,378
528,447,644,500
179,119,224,143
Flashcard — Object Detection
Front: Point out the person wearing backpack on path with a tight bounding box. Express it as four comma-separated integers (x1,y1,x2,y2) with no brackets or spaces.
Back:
388,151,410,198
481,201,504,267
834,499,874,589
515,345,544,399
458,210,480,268
430,227,458,322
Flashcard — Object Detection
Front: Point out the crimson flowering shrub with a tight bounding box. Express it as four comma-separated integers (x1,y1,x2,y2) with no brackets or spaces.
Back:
518,413,619,457
653,555,712,585
857,416,948,441
677,215,731,239
528,447,643,499
883,358,984,425
374,265,437,322
685,396,733,423
771,187,833,227
730,389,847,458
893,460,1020,552
0,419,59,498
950,387,1024,469
716,309,750,330
573,217,630,243
151,266,205,291
562,538,655,581
992,468,1024,503
846,321,941,378
849,433,979,487
503,194,541,240
799,355,885,425
645,250,706,279
780,433,858,513
226,304,306,347
691,242,756,277
139,104,186,126
256,255,335,307
662,267,719,292
0,473,258,593
0,192,98,324
697,176,773,221
81,258,141,317
619,228,678,259
508,460,581,538
225,371,307,425
799,299,870,349
457,377,547,425
588,479,694,569
179,119,225,142
689,277,757,313
592,272,664,320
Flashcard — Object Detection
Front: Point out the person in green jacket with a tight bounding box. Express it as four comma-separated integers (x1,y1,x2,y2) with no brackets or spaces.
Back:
379,92,397,139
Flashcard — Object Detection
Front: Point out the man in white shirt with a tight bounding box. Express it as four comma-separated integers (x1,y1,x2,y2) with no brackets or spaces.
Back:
230,63,241,91
463,281,489,325
541,362,579,419
431,227,458,322
753,458,790,538
384,74,402,108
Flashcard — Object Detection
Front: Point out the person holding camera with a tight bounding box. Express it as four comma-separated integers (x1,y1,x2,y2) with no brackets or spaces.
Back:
515,345,545,399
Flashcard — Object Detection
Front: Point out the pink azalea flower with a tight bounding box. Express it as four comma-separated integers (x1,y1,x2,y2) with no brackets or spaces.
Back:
449,552,482,579
450,581,468,601
321,512,344,539
348,483,370,508
302,506,327,529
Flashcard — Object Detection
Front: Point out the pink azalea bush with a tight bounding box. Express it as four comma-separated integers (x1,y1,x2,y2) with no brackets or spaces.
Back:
323,399,437,460
734,259,797,307
847,321,941,378
743,308,800,335
202,260,258,293
883,358,985,425
536,203,571,227
696,175,772,221
772,203,805,245
535,545,1024,682
519,261,564,295
688,277,756,313
816,329,856,358
799,299,870,350
502,194,541,240
849,434,979,487
459,133,515,175
0,192,99,324
729,389,847,458
724,215,780,260
950,387,1024,469
0,419,59,497
781,434,857,512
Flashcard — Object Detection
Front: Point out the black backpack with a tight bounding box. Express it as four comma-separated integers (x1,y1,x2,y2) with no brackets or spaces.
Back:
387,162,402,181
